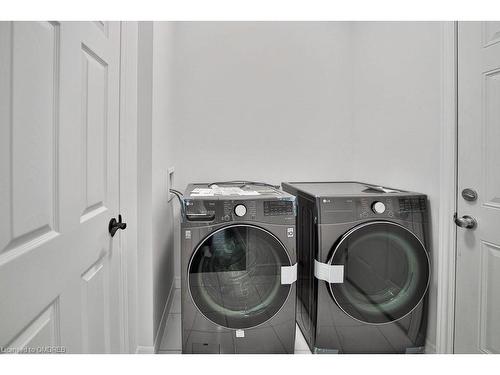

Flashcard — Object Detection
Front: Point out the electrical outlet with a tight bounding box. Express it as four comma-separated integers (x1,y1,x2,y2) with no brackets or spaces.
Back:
167,167,175,202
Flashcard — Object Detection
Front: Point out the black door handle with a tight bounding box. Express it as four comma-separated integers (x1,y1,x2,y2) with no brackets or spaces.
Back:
109,215,127,237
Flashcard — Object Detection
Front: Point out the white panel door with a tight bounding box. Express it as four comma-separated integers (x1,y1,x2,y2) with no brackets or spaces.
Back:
455,21,500,354
0,21,123,353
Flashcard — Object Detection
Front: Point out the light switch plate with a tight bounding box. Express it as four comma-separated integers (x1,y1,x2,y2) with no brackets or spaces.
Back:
167,167,175,202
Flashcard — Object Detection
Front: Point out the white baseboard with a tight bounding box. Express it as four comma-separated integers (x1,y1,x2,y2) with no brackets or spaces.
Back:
136,345,155,354
153,280,175,353
175,276,181,289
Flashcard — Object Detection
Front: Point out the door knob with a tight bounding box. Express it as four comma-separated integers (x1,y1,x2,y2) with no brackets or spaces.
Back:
454,213,477,229
109,215,127,237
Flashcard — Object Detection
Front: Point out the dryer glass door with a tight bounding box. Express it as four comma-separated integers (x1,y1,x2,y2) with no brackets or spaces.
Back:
188,224,292,329
328,221,430,324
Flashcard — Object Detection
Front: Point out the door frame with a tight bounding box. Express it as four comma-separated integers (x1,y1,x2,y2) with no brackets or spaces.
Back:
118,21,139,353
114,21,461,354
435,21,458,354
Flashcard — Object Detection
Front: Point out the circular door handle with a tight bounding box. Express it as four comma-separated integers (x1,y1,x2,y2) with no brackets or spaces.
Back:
454,213,477,229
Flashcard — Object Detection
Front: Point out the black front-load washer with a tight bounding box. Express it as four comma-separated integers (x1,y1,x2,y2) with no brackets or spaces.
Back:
180,183,298,353
282,181,430,354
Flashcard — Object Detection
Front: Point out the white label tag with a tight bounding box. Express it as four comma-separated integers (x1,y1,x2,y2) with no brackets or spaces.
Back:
236,330,245,338
314,260,344,283
185,230,191,239
189,186,261,197
238,190,259,195
287,227,294,238
281,263,298,284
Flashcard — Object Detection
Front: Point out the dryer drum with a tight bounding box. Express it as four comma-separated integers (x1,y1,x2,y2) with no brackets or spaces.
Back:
327,221,430,325
188,224,293,330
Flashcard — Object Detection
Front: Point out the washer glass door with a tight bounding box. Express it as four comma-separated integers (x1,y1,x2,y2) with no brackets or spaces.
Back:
188,224,292,329
328,221,430,324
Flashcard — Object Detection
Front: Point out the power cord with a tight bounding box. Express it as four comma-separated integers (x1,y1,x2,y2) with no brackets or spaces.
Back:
169,188,186,217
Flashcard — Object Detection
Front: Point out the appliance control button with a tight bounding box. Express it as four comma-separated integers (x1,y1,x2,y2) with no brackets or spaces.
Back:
234,204,247,217
372,201,386,214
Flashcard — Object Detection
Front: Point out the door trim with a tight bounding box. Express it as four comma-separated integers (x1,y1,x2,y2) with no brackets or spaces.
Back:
435,21,458,354
118,21,139,353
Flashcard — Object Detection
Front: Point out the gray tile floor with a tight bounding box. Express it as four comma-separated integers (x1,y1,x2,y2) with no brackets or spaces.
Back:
158,289,312,354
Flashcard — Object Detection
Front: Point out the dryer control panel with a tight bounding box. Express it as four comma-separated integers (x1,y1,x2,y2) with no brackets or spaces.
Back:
358,197,395,219
319,195,428,224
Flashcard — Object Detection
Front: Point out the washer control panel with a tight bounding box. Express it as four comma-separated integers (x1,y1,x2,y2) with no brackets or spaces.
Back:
398,197,427,212
264,200,294,216
183,184,296,224
234,204,247,217
372,201,386,214
222,201,257,221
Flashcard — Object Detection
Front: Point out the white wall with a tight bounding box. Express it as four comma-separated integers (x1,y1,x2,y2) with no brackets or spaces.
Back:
171,22,354,188
151,21,176,348
350,22,443,352
169,21,445,351
136,21,176,352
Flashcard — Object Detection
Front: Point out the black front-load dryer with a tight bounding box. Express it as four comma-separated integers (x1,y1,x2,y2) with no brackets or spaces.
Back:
282,182,430,354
